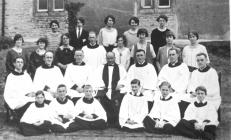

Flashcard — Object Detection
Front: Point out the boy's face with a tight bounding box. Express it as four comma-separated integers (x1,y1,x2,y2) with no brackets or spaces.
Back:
84,87,93,99
166,36,174,44
57,86,67,100
77,19,83,28
160,85,170,98
131,83,140,94
14,58,24,71
35,94,45,104
158,18,167,28
196,90,206,102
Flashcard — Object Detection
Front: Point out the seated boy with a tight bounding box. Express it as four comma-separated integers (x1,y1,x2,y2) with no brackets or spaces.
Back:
143,81,180,134
19,90,52,136
68,85,107,131
175,86,219,140
49,84,75,133
119,79,148,131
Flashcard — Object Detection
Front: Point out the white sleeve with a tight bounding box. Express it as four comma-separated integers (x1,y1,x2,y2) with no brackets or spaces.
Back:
119,95,129,126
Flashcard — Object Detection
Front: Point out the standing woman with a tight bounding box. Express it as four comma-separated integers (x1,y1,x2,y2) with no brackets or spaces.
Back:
28,37,48,79
112,35,130,71
98,15,118,52
5,34,29,75
182,31,210,72
123,17,139,51
54,33,75,75
46,20,62,52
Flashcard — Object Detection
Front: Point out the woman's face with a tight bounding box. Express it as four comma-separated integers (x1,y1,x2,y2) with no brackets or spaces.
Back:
117,37,124,47
107,17,114,27
139,33,146,40
130,19,138,29
62,35,69,45
38,42,46,49
189,33,197,44
15,38,23,47
51,23,59,32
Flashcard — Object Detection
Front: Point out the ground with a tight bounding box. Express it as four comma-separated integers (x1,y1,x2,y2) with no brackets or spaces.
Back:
0,41,230,140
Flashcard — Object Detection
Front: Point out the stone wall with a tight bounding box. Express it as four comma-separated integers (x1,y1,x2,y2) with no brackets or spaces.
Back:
0,0,2,36
4,0,68,41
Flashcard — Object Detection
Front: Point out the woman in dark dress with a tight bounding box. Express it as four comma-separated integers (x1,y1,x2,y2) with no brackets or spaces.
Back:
28,37,48,79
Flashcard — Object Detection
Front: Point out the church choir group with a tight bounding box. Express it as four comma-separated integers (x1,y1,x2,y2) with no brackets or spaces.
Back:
3,14,221,140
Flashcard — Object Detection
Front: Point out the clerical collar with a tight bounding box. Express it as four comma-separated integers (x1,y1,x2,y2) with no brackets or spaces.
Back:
12,70,24,75
194,100,207,107
42,63,54,69
158,27,167,32
87,43,99,49
106,63,115,67
168,61,181,67
35,102,45,108
56,97,68,104
160,95,172,101
59,45,74,51
73,61,85,66
129,91,143,97
83,97,94,104
135,61,148,67
198,65,210,72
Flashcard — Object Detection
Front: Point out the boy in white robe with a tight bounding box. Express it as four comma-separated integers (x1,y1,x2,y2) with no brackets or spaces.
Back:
49,84,75,133
68,85,107,131
187,53,221,110
33,51,63,100
119,79,148,131
19,90,52,136
127,49,157,111
4,57,35,120
176,86,219,140
143,81,180,134
64,50,92,101
82,31,106,70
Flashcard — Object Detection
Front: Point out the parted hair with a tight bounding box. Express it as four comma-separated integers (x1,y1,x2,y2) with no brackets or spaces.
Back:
195,86,207,95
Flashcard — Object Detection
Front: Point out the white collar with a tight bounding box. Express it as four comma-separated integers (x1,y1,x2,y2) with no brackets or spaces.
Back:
59,45,74,51
157,27,167,32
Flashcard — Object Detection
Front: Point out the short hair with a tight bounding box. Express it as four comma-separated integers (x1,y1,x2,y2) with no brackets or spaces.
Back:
83,84,93,90
188,31,199,40
128,17,139,25
166,31,176,39
35,90,45,97
135,49,145,55
156,14,168,22
13,56,24,63
159,81,171,89
75,49,84,54
88,30,97,36
196,52,208,59
195,86,207,95
168,47,180,55
131,79,140,86
59,33,70,46
37,37,48,48
49,20,60,28
117,35,127,46
44,51,54,57
137,28,148,37
13,34,24,43
104,15,115,24
76,17,85,25
57,84,66,89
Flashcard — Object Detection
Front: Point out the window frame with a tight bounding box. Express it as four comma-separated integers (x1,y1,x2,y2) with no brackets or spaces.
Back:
53,0,65,11
141,0,153,9
158,0,171,8
37,0,48,12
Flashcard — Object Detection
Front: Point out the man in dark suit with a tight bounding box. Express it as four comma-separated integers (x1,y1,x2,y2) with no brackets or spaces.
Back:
69,17,89,50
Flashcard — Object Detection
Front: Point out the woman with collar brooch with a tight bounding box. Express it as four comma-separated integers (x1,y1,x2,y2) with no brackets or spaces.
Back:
143,81,180,134
119,79,148,132
176,86,219,140
54,33,75,75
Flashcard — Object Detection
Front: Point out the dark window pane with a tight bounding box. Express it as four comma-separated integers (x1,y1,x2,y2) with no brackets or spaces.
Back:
39,0,48,10
54,0,64,9
144,0,152,6
159,0,170,6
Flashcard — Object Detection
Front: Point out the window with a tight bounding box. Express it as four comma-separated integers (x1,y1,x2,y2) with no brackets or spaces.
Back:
141,0,153,8
54,0,64,11
38,0,48,11
159,0,170,8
